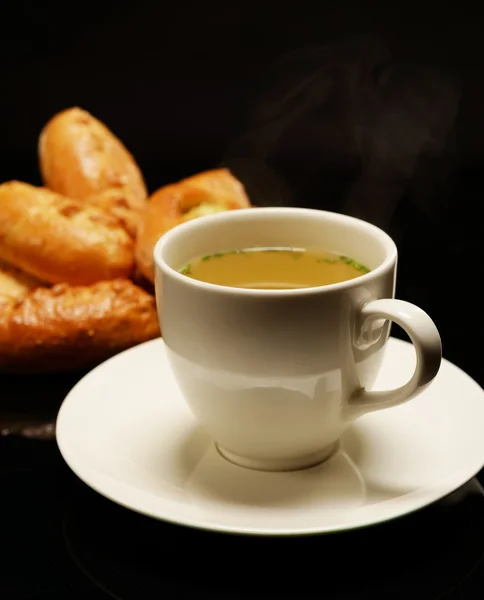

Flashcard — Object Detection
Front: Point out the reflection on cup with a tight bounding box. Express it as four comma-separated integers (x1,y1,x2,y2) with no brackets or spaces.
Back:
155,207,441,471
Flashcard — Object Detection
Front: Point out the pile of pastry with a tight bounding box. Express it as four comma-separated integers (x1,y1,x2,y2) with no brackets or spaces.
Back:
0,108,251,373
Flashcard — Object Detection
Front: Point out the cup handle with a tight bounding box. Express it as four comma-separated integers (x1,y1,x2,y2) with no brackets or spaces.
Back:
346,298,442,419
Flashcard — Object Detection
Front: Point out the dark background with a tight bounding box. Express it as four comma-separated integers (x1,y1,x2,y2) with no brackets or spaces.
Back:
1,0,481,382
2,2,484,598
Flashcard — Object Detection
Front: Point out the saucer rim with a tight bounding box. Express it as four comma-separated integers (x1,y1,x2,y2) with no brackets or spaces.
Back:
56,337,484,537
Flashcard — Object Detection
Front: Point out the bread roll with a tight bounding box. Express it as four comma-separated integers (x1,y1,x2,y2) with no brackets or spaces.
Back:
39,107,147,232
84,187,141,238
136,169,251,282
0,181,134,285
0,260,44,301
0,279,160,373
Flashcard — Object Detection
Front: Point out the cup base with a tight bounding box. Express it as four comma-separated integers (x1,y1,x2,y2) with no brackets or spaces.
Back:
215,441,340,472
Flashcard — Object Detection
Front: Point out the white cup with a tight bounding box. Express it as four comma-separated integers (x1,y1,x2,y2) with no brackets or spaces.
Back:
154,207,442,472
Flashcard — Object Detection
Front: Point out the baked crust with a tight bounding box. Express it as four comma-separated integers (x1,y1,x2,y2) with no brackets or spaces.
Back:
39,107,147,234
0,181,134,285
0,279,160,373
0,260,44,301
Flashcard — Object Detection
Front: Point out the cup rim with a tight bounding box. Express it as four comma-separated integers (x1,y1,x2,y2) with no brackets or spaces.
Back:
154,207,397,297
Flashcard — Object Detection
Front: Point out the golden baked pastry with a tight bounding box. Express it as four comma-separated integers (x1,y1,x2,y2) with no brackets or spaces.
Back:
135,168,251,282
0,279,160,373
38,107,147,234
0,260,44,301
0,106,254,373
0,181,134,285
83,187,141,238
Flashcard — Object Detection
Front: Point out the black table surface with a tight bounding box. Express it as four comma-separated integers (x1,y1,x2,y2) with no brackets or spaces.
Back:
2,342,484,600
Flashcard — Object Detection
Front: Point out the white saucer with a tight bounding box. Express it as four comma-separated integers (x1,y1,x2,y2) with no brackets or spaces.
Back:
56,337,484,536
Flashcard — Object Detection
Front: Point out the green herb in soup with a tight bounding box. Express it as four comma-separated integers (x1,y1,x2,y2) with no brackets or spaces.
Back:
179,247,370,289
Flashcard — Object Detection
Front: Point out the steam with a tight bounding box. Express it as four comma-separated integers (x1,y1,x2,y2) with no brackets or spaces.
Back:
223,36,461,233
